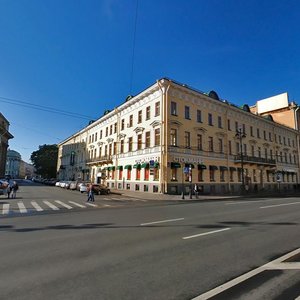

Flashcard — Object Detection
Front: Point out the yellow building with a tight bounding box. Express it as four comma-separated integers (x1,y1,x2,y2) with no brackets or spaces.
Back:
57,78,300,195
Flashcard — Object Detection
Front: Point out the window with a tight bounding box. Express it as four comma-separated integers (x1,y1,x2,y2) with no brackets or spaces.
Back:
113,142,117,155
114,123,117,133
120,140,124,154
208,137,214,152
137,134,142,150
127,168,131,180
250,126,253,137
95,132,98,141
109,144,112,156
138,111,142,123
185,106,190,119
198,169,203,182
171,102,177,115
121,119,125,130
155,102,160,116
154,167,159,181
269,132,272,141
257,128,260,138
105,127,108,137
184,131,190,148
128,137,133,152
209,168,215,181
258,147,261,158
197,134,202,150
144,168,149,181
110,125,112,135
154,128,160,146
251,145,255,156
208,113,213,126
100,130,102,139
197,110,202,123
118,169,123,180
228,120,231,131
171,168,178,181
146,106,150,120
220,169,225,182
104,145,107,156
136,168,141,180
218,138,223,153
235,122,238,131
170,128,177,146
228,140,232,155
129,115,133,127
242,124,246,134
218,116,222,128
145,131,150,148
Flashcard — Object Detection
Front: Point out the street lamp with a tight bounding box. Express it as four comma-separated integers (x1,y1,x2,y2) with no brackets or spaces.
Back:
235,127,246,193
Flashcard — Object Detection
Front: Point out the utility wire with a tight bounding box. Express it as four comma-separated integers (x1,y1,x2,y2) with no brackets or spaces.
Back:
0,96,96,120
129,0,139,95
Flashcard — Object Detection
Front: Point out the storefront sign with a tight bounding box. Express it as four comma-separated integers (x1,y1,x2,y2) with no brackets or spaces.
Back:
172,156,203,164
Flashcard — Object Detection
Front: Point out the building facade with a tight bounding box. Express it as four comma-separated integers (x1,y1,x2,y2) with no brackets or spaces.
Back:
57,78,300,194
0,113,13,177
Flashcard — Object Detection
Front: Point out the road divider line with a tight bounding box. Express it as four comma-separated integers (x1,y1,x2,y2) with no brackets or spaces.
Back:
55,200,73,209
193,247,300,299
43,201,59,210
31,201,43,211
260,201,300,209
68,201,86,208
141,218,184,226
183,228,231,240
2,203,9,214
18,202,27,213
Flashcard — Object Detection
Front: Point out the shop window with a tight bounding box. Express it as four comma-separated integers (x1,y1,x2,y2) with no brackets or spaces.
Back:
136,168,141,180
127,169,131,180
144,168,149,181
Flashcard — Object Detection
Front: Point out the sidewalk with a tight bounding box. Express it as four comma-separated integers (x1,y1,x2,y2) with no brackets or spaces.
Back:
110,189,241,201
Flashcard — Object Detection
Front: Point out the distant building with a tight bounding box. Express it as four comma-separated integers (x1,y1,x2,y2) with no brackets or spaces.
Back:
250,93,300,130
0,113,14,177
6,149,21,178
5,149,35,179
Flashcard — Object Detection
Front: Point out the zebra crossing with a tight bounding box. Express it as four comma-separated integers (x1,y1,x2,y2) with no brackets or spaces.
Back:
1,199,112,216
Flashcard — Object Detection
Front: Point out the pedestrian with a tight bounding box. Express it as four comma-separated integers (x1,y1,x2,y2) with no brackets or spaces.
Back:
11,181,19,199
87,184,95,202
7,183,11,199
194,183,199,198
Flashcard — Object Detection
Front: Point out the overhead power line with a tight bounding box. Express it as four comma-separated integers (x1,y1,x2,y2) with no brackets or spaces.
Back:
0,96,96,120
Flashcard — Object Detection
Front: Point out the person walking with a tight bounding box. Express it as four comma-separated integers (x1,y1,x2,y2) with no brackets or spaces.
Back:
194,183,199,199
11,181,19,199
87,184,95,202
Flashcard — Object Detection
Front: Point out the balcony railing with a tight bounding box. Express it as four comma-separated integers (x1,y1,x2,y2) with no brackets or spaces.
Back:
86,155,112,164
234,155,276,166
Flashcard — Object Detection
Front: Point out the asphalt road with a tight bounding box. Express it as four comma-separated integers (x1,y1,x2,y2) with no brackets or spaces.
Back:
1,182,300,299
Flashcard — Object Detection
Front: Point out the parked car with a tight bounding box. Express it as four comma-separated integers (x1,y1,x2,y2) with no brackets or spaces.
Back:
69,181,77,190
91,184,110,195
79,183,89,193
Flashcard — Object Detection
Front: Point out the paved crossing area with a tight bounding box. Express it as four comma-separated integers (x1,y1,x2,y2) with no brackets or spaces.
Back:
0,198,122,216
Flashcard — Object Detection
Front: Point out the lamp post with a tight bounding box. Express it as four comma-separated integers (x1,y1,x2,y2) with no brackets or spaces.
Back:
235,127,246,193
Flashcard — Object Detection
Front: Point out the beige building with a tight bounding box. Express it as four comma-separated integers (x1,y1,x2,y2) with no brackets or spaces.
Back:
57,78,300,194
0,113,13,178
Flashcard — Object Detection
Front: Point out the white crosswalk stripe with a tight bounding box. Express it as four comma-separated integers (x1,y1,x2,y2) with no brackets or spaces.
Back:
18,202,27,213
31,201,44,211
43,201,59,210
2,203,9,214
85,202,98,207
55,200,73,209
68,201,86,208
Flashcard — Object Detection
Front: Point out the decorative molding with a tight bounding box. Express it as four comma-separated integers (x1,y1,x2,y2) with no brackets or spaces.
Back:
169,120,183,127
249,139,257,145
106,138,114,143
193,127,207,134
150,120,161,128
118,133,126,139
133,127,145,134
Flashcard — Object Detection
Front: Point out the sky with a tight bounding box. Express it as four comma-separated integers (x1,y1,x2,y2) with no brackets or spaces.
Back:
1,0,300,163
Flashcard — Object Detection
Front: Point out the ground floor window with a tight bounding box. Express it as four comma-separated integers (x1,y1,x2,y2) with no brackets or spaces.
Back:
127,169,131,180
171,168,178,181
198,170,203,182
154,168,159,181
144,168,149,181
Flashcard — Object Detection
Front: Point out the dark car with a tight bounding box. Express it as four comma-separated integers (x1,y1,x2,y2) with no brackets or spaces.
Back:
91,184,110,195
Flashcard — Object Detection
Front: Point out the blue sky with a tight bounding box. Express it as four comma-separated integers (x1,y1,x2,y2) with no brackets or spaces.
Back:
0,0,300,163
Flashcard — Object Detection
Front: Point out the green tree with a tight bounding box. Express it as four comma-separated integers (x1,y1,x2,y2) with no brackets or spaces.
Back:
30,144,58,178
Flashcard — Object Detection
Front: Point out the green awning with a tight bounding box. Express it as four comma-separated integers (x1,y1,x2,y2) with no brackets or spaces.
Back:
117,166,123,170
141,163,149,168
209,165,218,170
124,165,132,170
198,164,207,170
102,167,107,171
154,162,159,168
107,166,115,171
219,166,228,171
171,162,181,168
133,164,141,169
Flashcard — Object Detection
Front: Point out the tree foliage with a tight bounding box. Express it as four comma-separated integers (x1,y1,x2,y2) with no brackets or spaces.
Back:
30,144,58,178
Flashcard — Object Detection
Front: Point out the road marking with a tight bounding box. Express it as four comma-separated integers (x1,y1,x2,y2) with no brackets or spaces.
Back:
260,201,300,209
140,218,184,226
183,228,230,240
43,201,59,210
193,247,300,299
85,202,98,207
18,202,27,213
226,198,289,205
103,204,111,207
68,201,86,208
55,200,73,209
31,201,44,211
2,203,9,214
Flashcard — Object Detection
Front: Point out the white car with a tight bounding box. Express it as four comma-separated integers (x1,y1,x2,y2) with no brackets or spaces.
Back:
79,183,88,193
